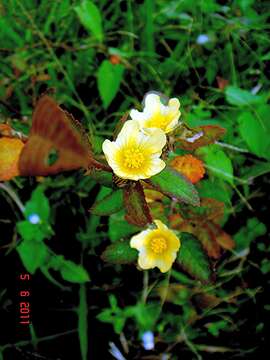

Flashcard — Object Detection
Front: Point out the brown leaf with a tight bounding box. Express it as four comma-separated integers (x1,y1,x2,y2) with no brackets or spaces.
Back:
216,76,229,90
207,222,235,250
175,125,226,151
18,95,105,176
123,181,152,227
195,221,222,259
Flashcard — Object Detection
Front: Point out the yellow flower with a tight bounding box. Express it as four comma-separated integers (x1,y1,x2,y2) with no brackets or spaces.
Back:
130,220,181,273
130,93,181,134
102,120,166,180
170,154,205,184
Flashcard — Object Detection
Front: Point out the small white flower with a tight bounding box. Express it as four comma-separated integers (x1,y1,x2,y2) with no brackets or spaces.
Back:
142,331,155,350
28,213,40,224
196,34,210,45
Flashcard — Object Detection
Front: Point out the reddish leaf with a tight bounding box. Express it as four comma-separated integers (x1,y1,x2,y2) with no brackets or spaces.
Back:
189,197,225,224
193,293,221,309
19,95,108,176
195,221,222,259
200,198,225,223
175,125,226,151
169,216,222,259
207,222,235,250
216,76,229,90
123,182,152,227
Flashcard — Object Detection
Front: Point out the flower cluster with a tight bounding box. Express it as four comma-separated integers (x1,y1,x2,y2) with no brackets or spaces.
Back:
102,93,181,181
102,93,183,273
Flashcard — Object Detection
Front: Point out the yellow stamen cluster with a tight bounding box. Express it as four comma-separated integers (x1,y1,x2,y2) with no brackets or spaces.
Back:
150,236,167,254
123,148,144,169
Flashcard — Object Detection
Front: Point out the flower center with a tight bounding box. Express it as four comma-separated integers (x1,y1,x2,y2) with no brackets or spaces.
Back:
150,236,167,254
123,147,144,169
146,115,168,131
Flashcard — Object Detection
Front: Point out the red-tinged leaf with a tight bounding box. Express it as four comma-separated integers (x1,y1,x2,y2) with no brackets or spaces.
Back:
193,293,221,309
199,198,225,223
18,95,108,176
170,218,222,259
168,214,186,229
195,221,222,259
189,197,225,224
175,125,226,151
123,182,152,227
207,222,235,250
216,76,229,90
0,124,13,137
19,95,92,176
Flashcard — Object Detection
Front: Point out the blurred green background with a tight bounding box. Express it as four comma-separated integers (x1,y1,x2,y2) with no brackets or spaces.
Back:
0,0,269,359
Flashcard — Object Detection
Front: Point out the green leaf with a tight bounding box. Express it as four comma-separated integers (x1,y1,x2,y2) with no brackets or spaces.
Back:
90,189,123,215
109,211,140,242
75,0,103,41
234,218,266,253
198,145,234,184
242,161,270,181
101,240,138,264
89,168,113,187
24,186,50,222
60,260,90,283
17,220,52,242
123,182,152,227
237,105,270,160
17,241,49,274
177,232,211,282
197,178,232,206
148,166,200,206
125,302,159,332
97,295,126,334
97,60,125,108
225,86,264,107
78,285,88,360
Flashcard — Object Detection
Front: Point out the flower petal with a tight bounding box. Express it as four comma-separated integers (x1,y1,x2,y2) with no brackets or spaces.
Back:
154,219,169,231
130,109,147,121
130,229,151,250
144,93,161,113
115,120,140,147
168,98,180,109
140,128,167,153
143,157,165,178
156,252,177,272
102,140,118,167
167,233,181,252
138,251,156,270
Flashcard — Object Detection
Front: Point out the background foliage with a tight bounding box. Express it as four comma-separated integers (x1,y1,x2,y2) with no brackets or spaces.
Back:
0,0,269,359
